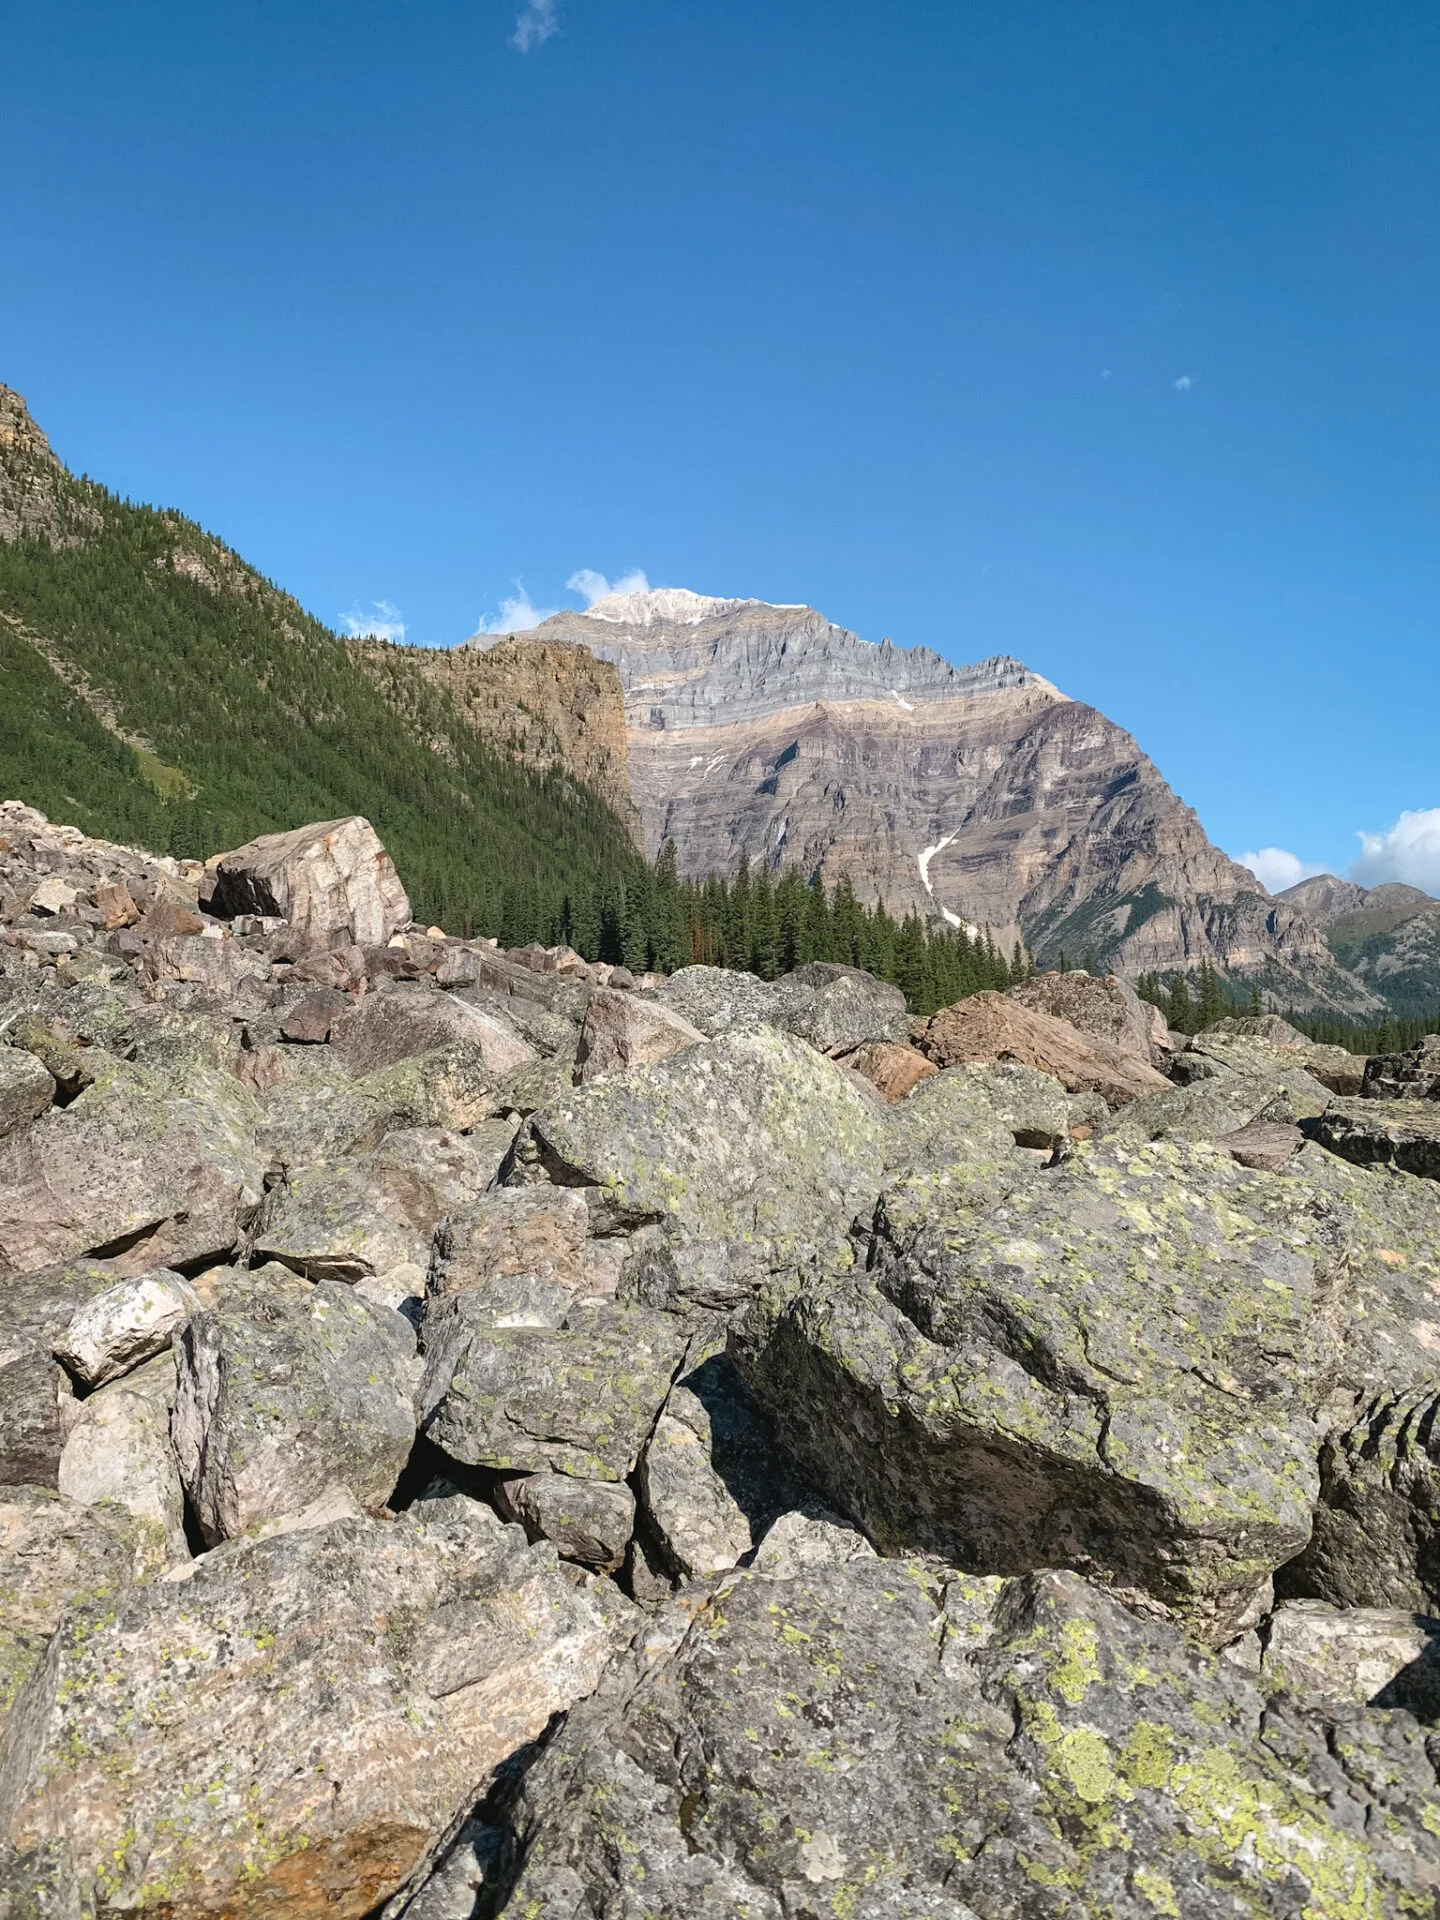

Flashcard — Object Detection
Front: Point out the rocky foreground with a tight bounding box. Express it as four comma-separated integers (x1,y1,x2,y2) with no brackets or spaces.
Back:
2,799,1440,1919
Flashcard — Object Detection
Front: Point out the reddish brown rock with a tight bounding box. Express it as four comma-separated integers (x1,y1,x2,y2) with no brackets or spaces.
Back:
1009,970,1159,1065
837,1040,938,1103
574,990,705,1082
914,991,1169,1108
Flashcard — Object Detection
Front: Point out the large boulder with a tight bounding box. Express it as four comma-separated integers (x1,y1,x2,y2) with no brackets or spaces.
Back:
57,1370,188,1574
1200,1017,1369,1096
736,1139,1350,1641
1010,969,1159,1064
835,1039,937,1102
573,988,704,1082
0,1052,52,1141
768,962,909,1052
914,991,1169,1107
172,1266,418,1543
0,1489,135,1729
328,980,534,1079
0,1494,618,1920
485,1558,1440,1918
1311,1098,1440,1181
205,816,411,946
1362,1033,1440,1101
505,1029,890,1310
0,1054,263,1276
419,1298,693,1481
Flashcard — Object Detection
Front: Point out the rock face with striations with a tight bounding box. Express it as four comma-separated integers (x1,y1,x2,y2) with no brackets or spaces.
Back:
472,588,1378,1011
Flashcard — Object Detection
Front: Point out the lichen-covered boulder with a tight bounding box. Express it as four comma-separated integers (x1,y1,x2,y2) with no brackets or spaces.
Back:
172,1266,417,1543
0,1054,263,1276
1193,1024,1368,1096
0,1052,52,1141
253,1166,430,1289
1101,1064,1323,1146
419,1298,692,1481
736,1139,1350,1641
769,962,910,1052
0,1489,134,1729
648,965,775,1037
51,1270,198,1389
0,1495,617,1920
507,1030,890,1309
430,1188,592,1316
891,1059,1072,1160
487,1558,1440,1918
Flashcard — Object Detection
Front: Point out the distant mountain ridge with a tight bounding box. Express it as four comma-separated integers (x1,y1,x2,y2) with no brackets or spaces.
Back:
1279,874,1440,1019
475,590,1382,1014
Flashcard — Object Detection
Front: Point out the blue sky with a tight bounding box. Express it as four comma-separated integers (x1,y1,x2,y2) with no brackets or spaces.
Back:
3,1,1438,891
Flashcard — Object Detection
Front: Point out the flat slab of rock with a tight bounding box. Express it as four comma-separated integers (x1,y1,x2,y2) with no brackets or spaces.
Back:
914,990,1169,1107
736,1138,1350,1641
0,1496,616,1920
1311,1097,1440,1181
488,1559,1440,1918
420,1298,692,1481
206,815,411,947
574,988,704,1082
329,980,533,1078
173,1266,417,1543
497,1472,635,1572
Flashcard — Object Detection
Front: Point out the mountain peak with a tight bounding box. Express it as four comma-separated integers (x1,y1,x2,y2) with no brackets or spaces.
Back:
580,586,798,626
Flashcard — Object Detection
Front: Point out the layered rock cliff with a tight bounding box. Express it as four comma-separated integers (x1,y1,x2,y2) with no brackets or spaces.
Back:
349,636,641,843
474,591,1379,1012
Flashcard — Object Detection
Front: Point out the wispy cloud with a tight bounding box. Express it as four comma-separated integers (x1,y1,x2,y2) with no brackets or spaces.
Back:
1235,847,1328,893
1350,809,1440,895
567,567,651,607
340,599,406,642
471,583,559,635
1173,374,1194,392
511,0,558,52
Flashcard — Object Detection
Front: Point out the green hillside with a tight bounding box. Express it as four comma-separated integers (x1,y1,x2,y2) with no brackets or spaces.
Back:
0,455,648,940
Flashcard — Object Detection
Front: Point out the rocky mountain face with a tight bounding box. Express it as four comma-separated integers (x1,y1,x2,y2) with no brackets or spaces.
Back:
476,591,1379,1013
349,634,641,843
2,802,1439,1915
1280,876,1440,1019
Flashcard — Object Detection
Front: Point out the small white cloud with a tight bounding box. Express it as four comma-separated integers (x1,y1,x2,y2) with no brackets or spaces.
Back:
1350,809,1440,894
567,567,651,607
1101,368,1113,381
340,599,406,643
1235,847,1328,893
511,0,558,52
472,583,559,635
1173,374,1194,392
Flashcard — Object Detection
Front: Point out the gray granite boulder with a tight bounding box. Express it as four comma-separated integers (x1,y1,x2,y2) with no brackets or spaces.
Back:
172,1265,418,1543
0,1052,52,1141
736,1139,1350,1641
488,1559,1440,1918
0,1493,616,1920
0,1488,135,1729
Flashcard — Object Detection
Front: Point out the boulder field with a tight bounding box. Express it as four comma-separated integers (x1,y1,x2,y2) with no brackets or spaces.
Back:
1,798,1439,1918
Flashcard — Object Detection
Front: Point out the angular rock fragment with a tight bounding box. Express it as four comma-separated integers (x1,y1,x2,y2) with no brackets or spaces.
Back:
0,1496,616,1920
1010,967,1159,1064
57,1375,188,1572
835,1038,937,1102
1263,1600,1440,1718
430,1188,591,1318
0,1052,52,1141
52,1270,199,1389
573,987,704,1082
172,1265,417,1543
768,961,909,1052
329,979,533,1078
491,1559,1440,1918
498,1472,635,1572
206,814,411,946
914,989,1169,1106
1311,1096,1440,1181
736,1139,1349,1640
